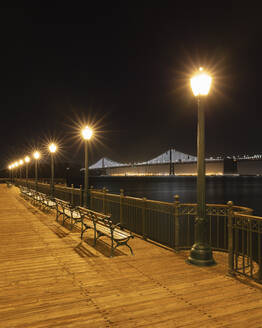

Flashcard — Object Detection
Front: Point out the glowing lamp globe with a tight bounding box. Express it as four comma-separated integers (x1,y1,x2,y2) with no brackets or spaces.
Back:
19,159,24,165
49,143,57,153
82,126,93,140
190,68,212,96
33,151,40,160
25,156,30,163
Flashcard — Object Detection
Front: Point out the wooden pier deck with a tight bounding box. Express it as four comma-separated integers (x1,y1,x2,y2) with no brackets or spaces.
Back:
0,185,261,328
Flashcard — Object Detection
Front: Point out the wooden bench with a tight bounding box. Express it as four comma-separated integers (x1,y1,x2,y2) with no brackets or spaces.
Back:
78,206,134,257
19,186,56,212
31,191,45,207
19,186,33,201
54,198,82,229
41,194,56,212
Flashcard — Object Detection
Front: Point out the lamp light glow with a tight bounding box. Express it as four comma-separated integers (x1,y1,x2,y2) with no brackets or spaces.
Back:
19,159,24,165
49,143,57,153
33,151,40,160
25,156,30,163
82,126,93,140
190,68,212,96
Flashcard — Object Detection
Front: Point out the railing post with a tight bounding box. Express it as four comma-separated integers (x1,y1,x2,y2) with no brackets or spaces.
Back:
227,201,235,276
120,189,124,226
90,185,93,209
79,185,83,207
142,197,147,240
102,187,106,213
71,184,74,205
174,195,180,251
105,188,109,214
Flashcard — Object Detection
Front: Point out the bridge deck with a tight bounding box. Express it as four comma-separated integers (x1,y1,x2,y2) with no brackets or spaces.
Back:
0,185,261,328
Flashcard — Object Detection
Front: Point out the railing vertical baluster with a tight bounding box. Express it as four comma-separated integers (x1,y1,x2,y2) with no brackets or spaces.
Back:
258,224,261,281
249,220,253,278
120,189,124,226
246,219,250,275
105,189,109,214
142,197,147,240
80,185,83,207
209,213,212,247
71,184,74,205
235,220,239,272
187,214,190,247
102,187,106,213
242,219,245,275
216,214,219,248
224,213,227,250
227,201,234,276
174,195,180,251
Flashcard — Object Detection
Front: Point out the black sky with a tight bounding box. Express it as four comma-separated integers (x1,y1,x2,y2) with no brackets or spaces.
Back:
1,3,260,170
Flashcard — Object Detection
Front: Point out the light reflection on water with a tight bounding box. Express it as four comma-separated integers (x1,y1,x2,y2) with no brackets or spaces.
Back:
89,176,262,216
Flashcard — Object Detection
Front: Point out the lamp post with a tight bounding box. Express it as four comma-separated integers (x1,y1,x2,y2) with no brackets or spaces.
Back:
48,143,57,197
19,159,24,179
11,164,14,183
81,126,93,207
33,151,40,191
187,67,216,266
14,162,19,181
24,156,30,188
8,165,12,181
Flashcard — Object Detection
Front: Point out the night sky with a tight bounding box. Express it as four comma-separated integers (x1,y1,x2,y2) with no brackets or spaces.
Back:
1,3,260,170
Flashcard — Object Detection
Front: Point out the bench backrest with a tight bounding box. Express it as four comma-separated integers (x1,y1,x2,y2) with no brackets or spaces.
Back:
54,198,70,209
78,206,111,224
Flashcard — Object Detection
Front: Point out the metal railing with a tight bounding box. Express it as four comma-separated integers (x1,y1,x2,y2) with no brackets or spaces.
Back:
90,189,253,249
13,180,261,284
16,179,84,206
228,205,262,283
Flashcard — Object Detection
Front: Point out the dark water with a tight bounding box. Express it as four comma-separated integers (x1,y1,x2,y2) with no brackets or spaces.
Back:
89,176,262,216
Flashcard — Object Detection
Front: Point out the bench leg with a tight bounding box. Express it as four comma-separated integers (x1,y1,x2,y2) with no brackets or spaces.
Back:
80,221,84,239
110,239,114,257
125,243,134,255
80,223,89,240
93,228,97,246
114,239,134,256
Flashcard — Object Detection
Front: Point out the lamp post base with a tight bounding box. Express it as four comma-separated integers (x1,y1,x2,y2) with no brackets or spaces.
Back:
187,243,216,266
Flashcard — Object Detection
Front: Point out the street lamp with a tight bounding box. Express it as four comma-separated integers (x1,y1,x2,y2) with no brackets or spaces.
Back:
187,67,216,266
33,151,40,191
24,156,30,187
81,125,93,207
48,143,57,196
